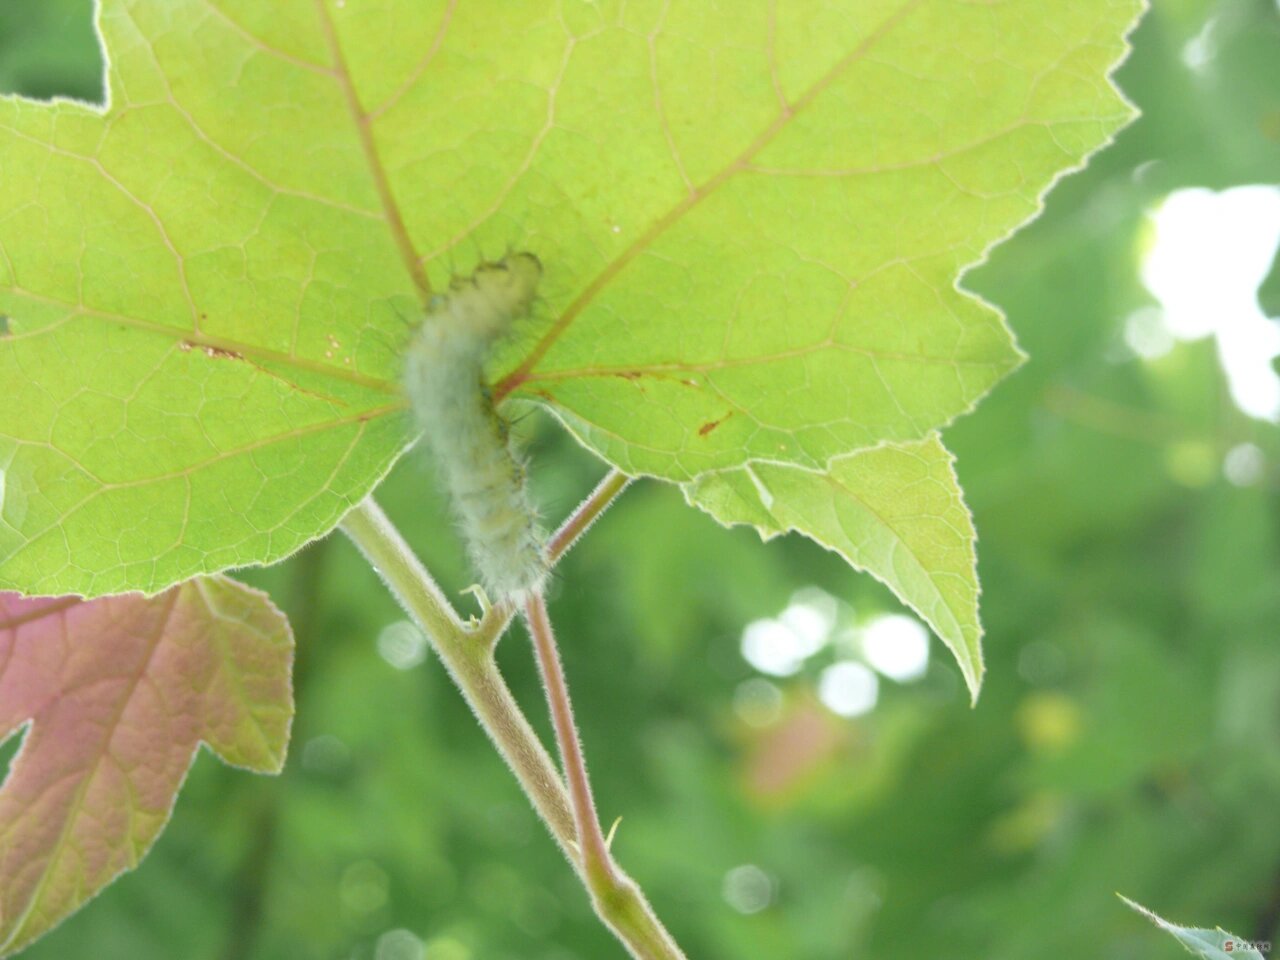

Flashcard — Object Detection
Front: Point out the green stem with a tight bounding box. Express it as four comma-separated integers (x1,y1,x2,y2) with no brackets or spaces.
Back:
340,499,574,844
340,495,687,959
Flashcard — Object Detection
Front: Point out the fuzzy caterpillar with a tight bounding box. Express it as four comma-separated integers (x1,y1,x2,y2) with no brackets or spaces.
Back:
403,253,547,603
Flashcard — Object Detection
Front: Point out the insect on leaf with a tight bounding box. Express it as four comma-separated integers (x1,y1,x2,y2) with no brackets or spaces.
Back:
1,1,1144,597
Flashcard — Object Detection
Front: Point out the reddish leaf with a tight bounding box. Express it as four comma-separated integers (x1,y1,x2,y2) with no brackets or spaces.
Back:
0,576,293,955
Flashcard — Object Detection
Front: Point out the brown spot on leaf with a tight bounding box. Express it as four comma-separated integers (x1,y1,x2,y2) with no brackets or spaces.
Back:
698,413,731,437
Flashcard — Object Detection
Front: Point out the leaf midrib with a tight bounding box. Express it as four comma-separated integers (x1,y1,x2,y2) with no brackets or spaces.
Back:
494,0,928,400
1,285,403,396
3,0,444,403
312,0,433,304
1,404,397,585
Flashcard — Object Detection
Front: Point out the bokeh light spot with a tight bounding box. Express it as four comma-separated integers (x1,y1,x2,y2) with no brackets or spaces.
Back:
860,614,930,682
1140,186,1280,421
377,620,428,671
723,864,774,915
818,662,879,717
375,929,424,960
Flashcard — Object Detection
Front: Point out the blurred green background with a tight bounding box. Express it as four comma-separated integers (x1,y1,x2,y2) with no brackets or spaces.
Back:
3,1,1279,958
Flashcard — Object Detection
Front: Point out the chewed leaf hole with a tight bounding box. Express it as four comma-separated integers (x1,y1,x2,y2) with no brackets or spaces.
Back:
0,723,28,789
0,0,105,103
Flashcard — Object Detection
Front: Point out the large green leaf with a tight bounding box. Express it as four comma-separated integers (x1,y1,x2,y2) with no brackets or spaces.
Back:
0,0,1142,596
0,0,418,596
495,0,1141,479
685,435,983,697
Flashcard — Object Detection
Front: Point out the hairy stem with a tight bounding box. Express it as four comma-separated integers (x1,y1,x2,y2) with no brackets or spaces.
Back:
341,497,465,636
549,469,632,560
523,592,687,959
475,469,632,649
524,592,615,886
340,496,687,959
340,499,573,843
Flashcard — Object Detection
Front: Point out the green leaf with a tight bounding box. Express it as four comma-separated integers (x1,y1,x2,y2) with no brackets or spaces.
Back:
0,0,1143,596
494,0,1144,479
0,576,293,956
0,0,419,597
1120,896,1267,959
685,435,983,698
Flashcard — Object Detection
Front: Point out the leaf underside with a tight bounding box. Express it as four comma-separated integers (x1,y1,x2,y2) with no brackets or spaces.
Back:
685,435,984,698
0,0,1143,603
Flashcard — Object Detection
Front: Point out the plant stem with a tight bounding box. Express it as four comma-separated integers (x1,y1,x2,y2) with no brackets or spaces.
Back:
522,591,687,959
340,499,574,843
548,469,632,560
523,592,615,886
341,496,465,637
340,496,687,959
474,468,632,649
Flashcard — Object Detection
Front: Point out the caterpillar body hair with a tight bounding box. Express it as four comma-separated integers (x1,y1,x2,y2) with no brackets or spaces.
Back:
403,252,547,603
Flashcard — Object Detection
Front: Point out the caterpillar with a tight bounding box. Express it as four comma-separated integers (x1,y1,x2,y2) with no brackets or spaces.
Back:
403,252,547,603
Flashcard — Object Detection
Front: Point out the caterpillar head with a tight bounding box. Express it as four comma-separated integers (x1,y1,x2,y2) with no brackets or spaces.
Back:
449,252,542,340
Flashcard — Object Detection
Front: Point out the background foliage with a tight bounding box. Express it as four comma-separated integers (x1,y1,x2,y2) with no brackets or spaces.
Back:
2,1,1278,958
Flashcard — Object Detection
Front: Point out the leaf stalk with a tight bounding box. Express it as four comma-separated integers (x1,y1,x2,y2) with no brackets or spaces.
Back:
340,494,687,959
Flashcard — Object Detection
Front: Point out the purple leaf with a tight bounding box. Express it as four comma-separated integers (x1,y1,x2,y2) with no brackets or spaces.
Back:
0,576,293,955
